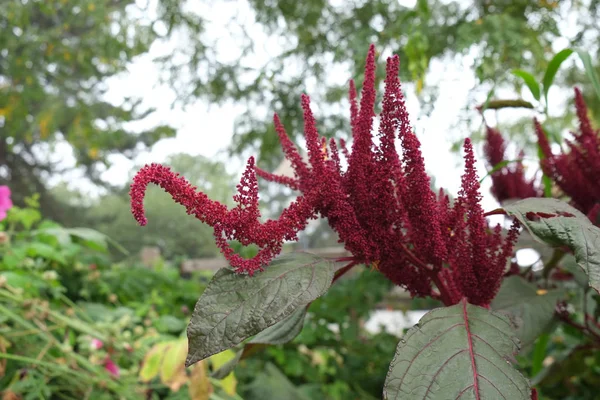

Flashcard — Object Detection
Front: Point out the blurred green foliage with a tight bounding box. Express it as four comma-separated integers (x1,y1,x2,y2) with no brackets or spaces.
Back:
0,198,231,399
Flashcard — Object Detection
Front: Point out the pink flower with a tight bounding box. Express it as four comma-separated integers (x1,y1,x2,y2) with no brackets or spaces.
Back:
104,357,120,377
0,186,13,221
90,338,104,350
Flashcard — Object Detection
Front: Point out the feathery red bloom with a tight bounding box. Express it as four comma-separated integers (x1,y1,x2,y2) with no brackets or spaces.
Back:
483,126,540,203
535,89,600,219
130,45,519,306
130,158,315,275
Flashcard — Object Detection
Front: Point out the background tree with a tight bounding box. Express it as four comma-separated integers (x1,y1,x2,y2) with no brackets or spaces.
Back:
0,0,202,223
159,0,599,166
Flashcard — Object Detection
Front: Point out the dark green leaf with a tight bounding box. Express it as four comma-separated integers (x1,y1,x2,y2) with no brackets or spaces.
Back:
512,69,541,101
384,299,530,400
503,198,600,294
542,48,573,105
185,252,334,367
250,307,307,345
492,276,564,349
576,49,600,101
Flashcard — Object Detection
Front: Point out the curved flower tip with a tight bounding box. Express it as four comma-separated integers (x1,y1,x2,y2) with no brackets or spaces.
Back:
129,163,227,227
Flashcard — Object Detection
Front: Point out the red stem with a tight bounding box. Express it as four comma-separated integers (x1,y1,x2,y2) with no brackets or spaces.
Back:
332,261,358,284
334,256,356,262
430,273,453,306
398,242,432,272
556,307,600,343
398,242,454,305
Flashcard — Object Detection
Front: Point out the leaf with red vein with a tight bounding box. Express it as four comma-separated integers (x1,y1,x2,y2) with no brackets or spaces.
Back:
384,299,530,400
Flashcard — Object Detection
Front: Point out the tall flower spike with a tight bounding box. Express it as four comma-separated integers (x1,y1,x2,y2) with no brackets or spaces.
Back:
227,157,261,241
455,139,488,303
349,79,359,135
483,125,506,167
346,45,376,195
534,118,552,159
574,87,595,140
377,55,406,217
534,94,600,220
273,114,310,183
255,166,300,190
301,94,326,176
400,124,446,266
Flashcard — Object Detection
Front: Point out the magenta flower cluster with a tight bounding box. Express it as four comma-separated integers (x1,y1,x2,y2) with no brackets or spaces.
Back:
130,46,519,307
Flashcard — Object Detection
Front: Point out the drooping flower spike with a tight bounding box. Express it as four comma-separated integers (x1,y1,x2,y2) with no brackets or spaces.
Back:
131,45,519,306
130,158,316,275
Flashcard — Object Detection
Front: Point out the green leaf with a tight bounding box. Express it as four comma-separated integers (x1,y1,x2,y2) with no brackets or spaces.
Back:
512,69,541,101
491,276,564,349
479,85,496,112
384,299,530,400
530,334,550,377
26,242,66,264
576,49,600,101
542,48,574,106
503,198,600,294
38,227,128,255
479,159,533,184
185,252,334,367
250,307,307,345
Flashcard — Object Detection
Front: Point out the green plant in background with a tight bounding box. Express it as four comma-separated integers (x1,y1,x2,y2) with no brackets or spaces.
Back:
0,196,241,399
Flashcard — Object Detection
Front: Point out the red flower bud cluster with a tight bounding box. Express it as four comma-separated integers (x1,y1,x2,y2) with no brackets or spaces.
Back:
535,88,600,221
130,45,519,306
483,125,541,203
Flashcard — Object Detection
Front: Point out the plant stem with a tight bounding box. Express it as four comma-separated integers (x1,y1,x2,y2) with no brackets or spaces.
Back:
556,306,600,343
332,261,358,284
542,248,566,280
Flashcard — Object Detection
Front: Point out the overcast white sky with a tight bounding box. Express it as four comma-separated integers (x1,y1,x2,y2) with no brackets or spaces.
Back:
53,0,581,219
